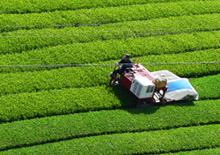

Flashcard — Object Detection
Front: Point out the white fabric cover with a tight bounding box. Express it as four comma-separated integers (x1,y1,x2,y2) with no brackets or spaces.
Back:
151,70,199,101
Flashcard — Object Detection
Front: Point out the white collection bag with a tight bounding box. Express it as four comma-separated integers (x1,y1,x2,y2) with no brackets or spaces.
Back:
165,78,199,101
151,70,199,101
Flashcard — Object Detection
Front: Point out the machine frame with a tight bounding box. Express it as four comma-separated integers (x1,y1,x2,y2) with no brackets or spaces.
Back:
110,63,173,106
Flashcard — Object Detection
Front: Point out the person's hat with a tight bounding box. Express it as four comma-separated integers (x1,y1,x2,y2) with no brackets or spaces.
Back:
124,54,130,58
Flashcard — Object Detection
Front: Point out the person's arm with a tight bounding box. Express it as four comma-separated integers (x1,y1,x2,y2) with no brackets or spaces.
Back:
117,59,124,68
128,59,133,67
118,59,124,65
115,59,123,67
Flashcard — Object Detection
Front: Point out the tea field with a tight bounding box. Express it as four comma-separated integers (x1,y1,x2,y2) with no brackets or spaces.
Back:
0,0,220,154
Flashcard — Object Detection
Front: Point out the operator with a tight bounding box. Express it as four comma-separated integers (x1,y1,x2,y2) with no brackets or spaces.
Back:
113,54,132,77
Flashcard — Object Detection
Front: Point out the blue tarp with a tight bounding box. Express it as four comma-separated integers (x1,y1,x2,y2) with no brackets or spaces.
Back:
167,79,193,93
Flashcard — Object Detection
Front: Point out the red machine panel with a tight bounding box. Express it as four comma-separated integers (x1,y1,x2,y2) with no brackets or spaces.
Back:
119,64,170,105
120,64,154,90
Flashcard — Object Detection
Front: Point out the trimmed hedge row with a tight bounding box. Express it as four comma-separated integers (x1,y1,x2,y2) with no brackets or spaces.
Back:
164,147,220,155
0,66,110,95
0,99,219,150
1,1,220,32
0,86,129,122
106,48,220,77
1,30,220,73
190,74,220,99
1,13,220,54
1,124,220,154
0,74,219,123
0,49,219,95
0,0,197,14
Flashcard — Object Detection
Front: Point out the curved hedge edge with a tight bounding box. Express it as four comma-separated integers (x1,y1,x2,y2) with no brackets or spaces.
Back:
1,30,220,73
0,0,195,15
1,124,220,155
1,1,220,33
0,74,219,124
162,147,220,155
0,99,220,151
1,13,220,54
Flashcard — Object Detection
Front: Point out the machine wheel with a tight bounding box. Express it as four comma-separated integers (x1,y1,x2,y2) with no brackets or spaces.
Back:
136,100,151,108
109,77,120,85
160,100,167,106
109,78,114,85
